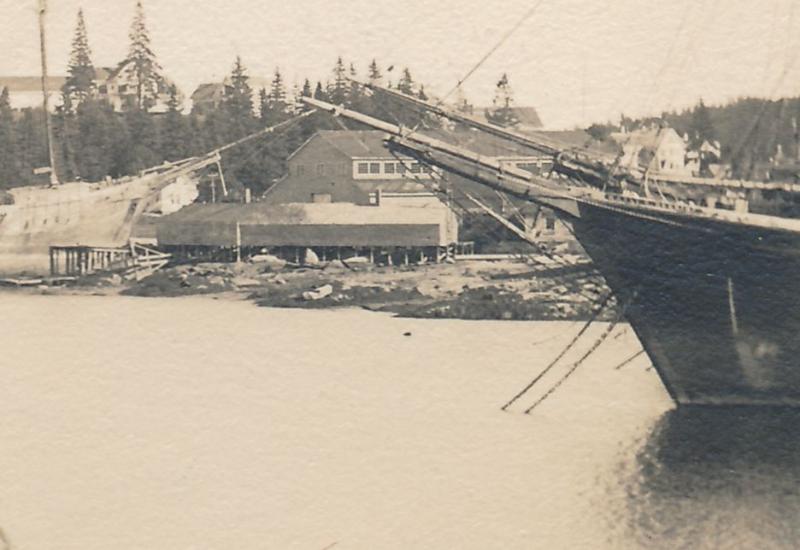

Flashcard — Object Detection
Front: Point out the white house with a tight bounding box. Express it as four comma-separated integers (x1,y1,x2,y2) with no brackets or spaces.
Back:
611,126,690,176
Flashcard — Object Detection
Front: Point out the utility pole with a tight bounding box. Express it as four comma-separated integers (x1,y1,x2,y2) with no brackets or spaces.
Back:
38,0,59,185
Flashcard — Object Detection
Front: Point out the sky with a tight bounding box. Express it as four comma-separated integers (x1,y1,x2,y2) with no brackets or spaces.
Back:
2,0,799,129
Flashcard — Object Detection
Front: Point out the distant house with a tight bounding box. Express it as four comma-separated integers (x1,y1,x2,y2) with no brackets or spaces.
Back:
95,62,180,113
264,130,445,206
190,83,226,114
686,139,722,176
0,76,66,111
190,76,273,115
610,126,689,175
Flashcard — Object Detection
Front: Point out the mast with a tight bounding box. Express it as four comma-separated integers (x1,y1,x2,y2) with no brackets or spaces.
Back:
37,0,58,185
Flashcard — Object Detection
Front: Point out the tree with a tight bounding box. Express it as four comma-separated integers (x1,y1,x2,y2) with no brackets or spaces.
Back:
329,57,348,104
301,79,312,98
485,73,520,128
313,81,328,101
126,0,163,111
367,59,382,84
224,56,255,133
397,68,414,95
688,98,716,149
417,85,428,101
162,85,189,161
0,87,18,187
63,9,96,108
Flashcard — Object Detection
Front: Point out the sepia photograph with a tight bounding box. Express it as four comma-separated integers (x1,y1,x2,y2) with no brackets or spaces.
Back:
1,0,800,548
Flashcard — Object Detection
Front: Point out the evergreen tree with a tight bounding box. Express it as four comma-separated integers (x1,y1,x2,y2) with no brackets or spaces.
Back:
397,68,414,95
75,100,114,180
688,99,716,149
313,81,328,101
453,86,474,115
486,73,520,128
258,88,269,122
63,9,96,108
16,109,48,184
126,0,163,111
301,79,312,98
367,59,382,84
162,84,189,161
0,88,18,187
417,85,428,101
260,68,290,126
329,57,348,104
224,56,255,126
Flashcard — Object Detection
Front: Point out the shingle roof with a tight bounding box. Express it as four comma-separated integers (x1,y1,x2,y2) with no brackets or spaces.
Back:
316,130,395,158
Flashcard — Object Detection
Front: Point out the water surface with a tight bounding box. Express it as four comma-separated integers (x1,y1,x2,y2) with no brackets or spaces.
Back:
1,295,797,549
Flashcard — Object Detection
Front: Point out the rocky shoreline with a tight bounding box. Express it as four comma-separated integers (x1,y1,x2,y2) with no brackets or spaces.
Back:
1,254,616,321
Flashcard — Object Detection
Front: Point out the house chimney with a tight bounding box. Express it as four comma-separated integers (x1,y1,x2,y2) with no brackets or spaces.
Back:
244,187,252,203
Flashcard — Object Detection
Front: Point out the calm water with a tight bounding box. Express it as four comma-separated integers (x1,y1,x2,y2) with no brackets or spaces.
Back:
1,294,799,549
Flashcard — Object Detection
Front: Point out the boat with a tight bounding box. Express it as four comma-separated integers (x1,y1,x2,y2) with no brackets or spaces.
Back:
301,89,800,407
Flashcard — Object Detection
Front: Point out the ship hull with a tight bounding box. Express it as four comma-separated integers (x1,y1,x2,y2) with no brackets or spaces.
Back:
0,179,157,274
573,202,800,406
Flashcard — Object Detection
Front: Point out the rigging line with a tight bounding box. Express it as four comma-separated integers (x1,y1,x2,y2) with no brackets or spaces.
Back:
500,290,616,411
645,0,696,108
523,290,635,414
613,348,646,370
440,0,547,105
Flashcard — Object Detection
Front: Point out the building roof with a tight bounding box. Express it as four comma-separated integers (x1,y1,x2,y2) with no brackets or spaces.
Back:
156,201,458,247
314,130,395,158
0,76,66,92
610,126,679,151
191,82,225,102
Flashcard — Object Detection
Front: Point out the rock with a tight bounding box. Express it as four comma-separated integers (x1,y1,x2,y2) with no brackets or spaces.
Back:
303,248,320,266
250,254,286,270
231,276,261,287
207,275,226,287
324,259,347,271
343,256,369,264
302,284,333,301
102,273,123,286
273,276,287,285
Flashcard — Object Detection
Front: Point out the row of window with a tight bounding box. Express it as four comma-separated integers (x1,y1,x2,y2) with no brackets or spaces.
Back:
356,161,432,175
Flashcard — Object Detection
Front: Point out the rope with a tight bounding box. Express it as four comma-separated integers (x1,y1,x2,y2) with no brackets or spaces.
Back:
613,348,646,370
500,290,615,411
522,290,636,414
439,0,547,104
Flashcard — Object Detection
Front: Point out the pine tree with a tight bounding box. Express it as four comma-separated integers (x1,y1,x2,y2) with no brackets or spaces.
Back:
260,68,290,126
397,68,414,95
486,73,519,128
329,57,348,104
126,0,163,111
417,85,428,101
313,81,327,101
367,59,382,84
0,87,18,187
162,84,189,161
225,56,254,124
258,88,269,122
301,79,312,98
688,99,716,149
63,9,96,108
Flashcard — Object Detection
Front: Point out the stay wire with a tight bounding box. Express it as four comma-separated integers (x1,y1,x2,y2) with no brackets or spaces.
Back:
522,290,636,414
500,290,616,411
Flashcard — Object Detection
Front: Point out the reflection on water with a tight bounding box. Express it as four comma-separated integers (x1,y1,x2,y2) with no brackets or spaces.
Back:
619,407,800,549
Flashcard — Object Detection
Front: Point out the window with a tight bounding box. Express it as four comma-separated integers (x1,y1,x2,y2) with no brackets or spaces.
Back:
384,162,396,174
546,217,556,231
119,84,128,93
421,165,432,174
295,164,305,176
369,162,381,174
397,163,407,174
357,162,369,174
316,163,325,176
98,85,108,94
410,163,421,174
